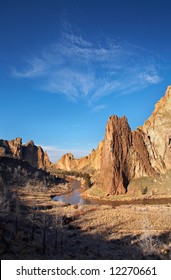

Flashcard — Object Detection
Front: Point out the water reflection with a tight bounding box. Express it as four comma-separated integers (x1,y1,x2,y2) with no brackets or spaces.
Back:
53,180,171,206
53,180,95,205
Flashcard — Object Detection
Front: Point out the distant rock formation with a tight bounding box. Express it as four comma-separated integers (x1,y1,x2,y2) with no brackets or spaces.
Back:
0,138,51,170
56,141,103,173
56,86,171,195
55,153,76,171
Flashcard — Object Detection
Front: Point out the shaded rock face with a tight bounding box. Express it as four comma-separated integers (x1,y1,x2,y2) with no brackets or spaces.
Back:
22,141,51,169
130,130,157,179
0,156,61,195
0,138,51,170
0,138,22,158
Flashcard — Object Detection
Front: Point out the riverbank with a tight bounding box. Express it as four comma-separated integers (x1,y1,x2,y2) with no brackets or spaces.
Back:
81,185,171,204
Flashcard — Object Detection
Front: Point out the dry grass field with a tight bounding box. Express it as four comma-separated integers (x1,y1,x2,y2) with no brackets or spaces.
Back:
1,181,171,260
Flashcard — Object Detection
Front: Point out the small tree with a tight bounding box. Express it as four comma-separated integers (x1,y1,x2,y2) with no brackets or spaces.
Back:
83,173,92,188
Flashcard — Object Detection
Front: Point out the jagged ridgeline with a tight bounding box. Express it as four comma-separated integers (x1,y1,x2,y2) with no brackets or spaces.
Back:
1,86,171,196
55,86,171,195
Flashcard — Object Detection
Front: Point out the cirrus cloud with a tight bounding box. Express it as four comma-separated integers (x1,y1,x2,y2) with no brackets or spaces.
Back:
12,28,162,103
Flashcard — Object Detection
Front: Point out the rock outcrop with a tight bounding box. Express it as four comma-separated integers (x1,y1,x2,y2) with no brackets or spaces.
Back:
0,138,22,158
139,85,171,173
97,116,157,195
0,138,51,170
97,116,132,195
97,86,171,194
56,86,171,195
22,140,51,169
55,153,77,171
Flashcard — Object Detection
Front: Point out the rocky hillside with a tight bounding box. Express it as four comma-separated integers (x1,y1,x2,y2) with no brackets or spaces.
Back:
56,86,171,195
0,138,51,170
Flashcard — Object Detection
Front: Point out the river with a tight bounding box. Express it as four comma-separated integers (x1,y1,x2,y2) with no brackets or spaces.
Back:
53,179,171,206
53,179,97,205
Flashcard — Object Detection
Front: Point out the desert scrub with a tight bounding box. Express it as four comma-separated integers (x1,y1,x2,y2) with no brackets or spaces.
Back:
138,215,171,259
138,234,162,259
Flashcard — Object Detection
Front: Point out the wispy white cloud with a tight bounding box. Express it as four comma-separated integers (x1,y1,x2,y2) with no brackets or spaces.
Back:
12,26,162,103
12,58,48,78
92,104,106,112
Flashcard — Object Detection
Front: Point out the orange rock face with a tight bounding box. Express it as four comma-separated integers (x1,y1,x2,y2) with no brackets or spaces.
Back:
55,153,77,171
56,142,103,173
139,85,171,173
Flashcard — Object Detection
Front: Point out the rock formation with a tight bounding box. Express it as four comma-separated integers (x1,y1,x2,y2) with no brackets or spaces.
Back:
22,140,51,169
98,86,171,194
138,85,171,173
97,116,157,195
55,153,77,171
0,138,51,170
56,86,171,195
2,86,170,195
56,141,103,173
0,138,22,158
97,116,132,195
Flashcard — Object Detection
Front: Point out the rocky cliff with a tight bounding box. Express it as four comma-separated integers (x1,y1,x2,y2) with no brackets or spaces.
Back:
22,140,51,169
56,86,171,195
97,86,171,194
139,85,171,173
96,116,157,195
0,138,51,170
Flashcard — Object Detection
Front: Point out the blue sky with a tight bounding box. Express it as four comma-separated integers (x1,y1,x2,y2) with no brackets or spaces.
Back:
0,0,171,162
